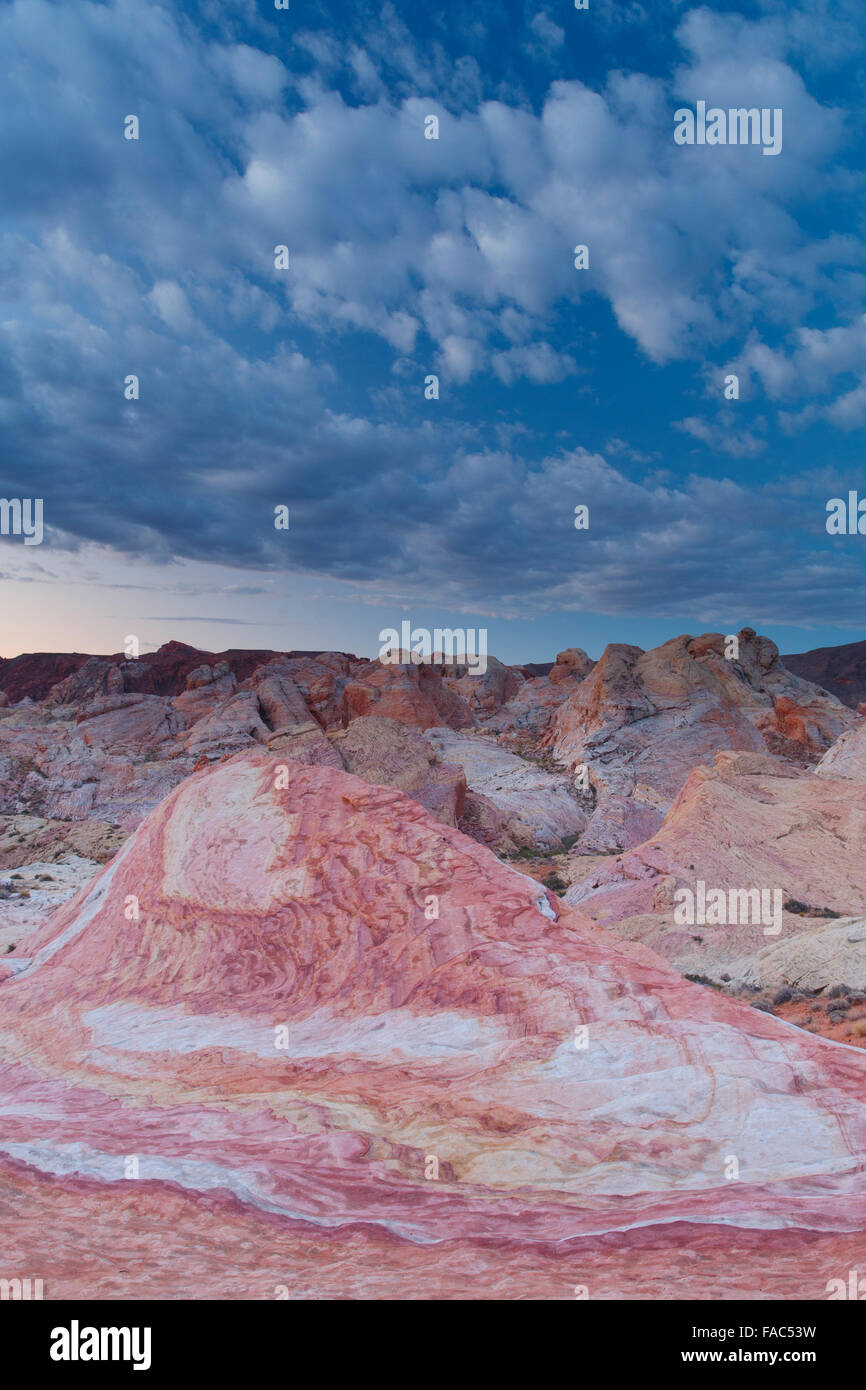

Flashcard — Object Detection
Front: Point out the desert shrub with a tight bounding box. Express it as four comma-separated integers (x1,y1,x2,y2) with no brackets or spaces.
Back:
543,872,568,893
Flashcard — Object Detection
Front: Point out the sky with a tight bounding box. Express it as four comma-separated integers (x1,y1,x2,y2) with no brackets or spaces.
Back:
1,0,865,663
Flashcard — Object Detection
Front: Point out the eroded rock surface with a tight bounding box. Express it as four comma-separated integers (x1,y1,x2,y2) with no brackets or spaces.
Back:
545,629,856,850
335,716,466,827
2,753,866,1298
565,750,866,988
425,727,588,851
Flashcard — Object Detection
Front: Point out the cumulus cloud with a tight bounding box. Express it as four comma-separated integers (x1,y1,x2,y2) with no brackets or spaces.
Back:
0,0,853,381
673,414,768,457
0,0,864,633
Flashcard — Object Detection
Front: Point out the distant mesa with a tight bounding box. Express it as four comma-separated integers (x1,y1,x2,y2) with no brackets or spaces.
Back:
783,637,866,710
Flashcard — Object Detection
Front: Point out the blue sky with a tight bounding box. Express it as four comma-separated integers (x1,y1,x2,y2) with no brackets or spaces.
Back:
1,0,865,662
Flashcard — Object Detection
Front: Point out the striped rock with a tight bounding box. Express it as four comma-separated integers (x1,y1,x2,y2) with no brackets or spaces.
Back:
1,752,866,1299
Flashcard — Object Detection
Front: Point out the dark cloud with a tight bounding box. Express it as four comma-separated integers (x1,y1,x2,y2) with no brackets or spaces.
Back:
0,0,864,633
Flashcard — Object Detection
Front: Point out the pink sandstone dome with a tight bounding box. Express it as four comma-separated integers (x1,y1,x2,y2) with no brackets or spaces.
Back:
2,752,866,1298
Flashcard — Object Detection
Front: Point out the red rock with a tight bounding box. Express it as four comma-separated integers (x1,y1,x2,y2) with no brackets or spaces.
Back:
2,752,866,1298
125,641,295,697
756,694,849,763
0,642,355,706
182,690,269,760
549,647,595,685
0,651,356,832
275,653,353,728
480,672,581,741
248,660,318,732
0,652,93,704
458,788,522,853
47,656,126,705
172,669,239,722
75,695,186,753
341,660,473,731
441,654,523,714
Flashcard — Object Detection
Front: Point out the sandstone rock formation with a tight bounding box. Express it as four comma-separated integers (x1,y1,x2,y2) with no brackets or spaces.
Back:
816,719,866,779
0,641,327,706
439,654,524,715
425,727,588,851
0,651,94,704
737,918,866,994
544,629,856,850
549,647,595,684
341,658,473,730
565,750,866,987
0,633,859,878
334,716,466,826
0,647,472,835
2,752,866,1297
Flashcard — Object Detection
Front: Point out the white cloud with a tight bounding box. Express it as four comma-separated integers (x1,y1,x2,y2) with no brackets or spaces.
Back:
0,0,850,389
674,414,767,457
148,281,196,335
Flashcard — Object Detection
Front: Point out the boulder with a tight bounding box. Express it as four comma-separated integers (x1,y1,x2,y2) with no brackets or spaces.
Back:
337,715,466,826
341,660,473,731
816,719,866,780
549,647,594,684
736,918,866,994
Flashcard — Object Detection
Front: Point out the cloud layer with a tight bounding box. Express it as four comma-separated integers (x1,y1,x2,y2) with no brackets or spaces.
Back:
1,0,865,630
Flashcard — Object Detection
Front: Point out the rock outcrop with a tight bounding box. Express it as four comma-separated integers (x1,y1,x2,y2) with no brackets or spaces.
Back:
0,652,94,704
334,716,466,826
2,753,866,1297
549,648,595,684
341,659,473,731
545,630,857,850
0,649,470,836
565,750,866,987
740,918,866,994
816,719,866,780
425,727,588,851
440,654,524,715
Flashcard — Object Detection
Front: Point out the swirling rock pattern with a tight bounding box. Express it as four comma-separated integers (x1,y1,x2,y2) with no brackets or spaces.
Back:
1,752,866,1298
